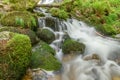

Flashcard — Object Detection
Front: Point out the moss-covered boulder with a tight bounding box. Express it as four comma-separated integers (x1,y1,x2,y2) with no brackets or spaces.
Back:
0,11,37,30
62,39,85,54
0,31,31,80
31,40,61,70
0,27,38,45
45,17,56,30
36,28,55,44
2,0,39,11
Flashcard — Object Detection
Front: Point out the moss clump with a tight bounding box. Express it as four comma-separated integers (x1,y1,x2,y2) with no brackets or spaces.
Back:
0,11,37,30
62,39,85,54
36,28,55,44
0,27,38,45
49,8,69,20
31,41,61,70
7,0,39,11
0,32,31,80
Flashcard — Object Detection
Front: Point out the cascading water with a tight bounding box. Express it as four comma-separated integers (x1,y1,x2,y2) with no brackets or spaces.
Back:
34,0,120,80
62,19,120,80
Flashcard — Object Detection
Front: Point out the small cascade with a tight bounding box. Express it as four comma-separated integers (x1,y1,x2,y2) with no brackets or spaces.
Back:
38,16,67,61
33,0,120,80
62,19,120,80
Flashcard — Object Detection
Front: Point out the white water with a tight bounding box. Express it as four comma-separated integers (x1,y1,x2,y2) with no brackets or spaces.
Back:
61,19,120,80
38,0,62,4
36,0,120,79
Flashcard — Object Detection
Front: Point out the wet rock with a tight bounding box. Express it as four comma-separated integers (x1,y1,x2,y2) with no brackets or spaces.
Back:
0,31,31,80
31,40,61,70
62,39,85,54
112,76,120,80
45,17,57,31
83,54,100,61
36,28,55,44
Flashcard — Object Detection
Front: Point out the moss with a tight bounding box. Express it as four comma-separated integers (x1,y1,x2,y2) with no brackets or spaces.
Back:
49,8,69,20
36,28,55,44
7,0,39,11
0,11,37,30
0,32,31,80
62,39,85,54
61,0,120,36
31,41,61,70
0,27,38,45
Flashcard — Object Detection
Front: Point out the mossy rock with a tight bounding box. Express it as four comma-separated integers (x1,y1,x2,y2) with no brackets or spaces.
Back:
36,28,55,44
31,40,61,70
0,31,31,80
0,27,38,45
62,39,85,54
6,0,39,11
45,17,57,31
0,11,37,30
49,8,69,20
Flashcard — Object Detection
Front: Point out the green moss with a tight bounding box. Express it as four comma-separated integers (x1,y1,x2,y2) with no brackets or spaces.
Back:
62,39,85,54
50,8,69,20
0,27,38,45
8,0,38,11
31,41,61,70
0,32,31,80
36,28,55,44
61,0,120,36
0,11,37,30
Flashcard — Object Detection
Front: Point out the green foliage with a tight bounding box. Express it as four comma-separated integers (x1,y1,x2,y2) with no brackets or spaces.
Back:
0,32,31,80
0,11,37,30
50,8,69,20
64,0,120,36
102,24,117,35
62,39,85,54
15,17,25,28
31,41,61,70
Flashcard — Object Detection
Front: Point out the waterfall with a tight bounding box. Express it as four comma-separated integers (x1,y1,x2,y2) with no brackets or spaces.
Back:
61,19,120,80
35,0,120,80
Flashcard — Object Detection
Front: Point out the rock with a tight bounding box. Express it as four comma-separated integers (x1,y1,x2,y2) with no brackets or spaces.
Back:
36,28,55,44
0,27,39,45
62,39,85,54
0,11,37,30
31,40,61,70
0,31,32,80
112,76,120,80
83,53,100,61
45,17,57,31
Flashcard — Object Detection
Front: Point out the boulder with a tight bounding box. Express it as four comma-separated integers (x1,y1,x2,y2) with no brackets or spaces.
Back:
36,28,55,44
0,27,39,45
0,11,37,30
0,31,31,80
31,40,61,71
62,39,85,54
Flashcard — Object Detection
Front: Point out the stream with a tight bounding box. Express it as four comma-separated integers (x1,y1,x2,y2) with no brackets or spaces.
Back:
27,0,120,80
